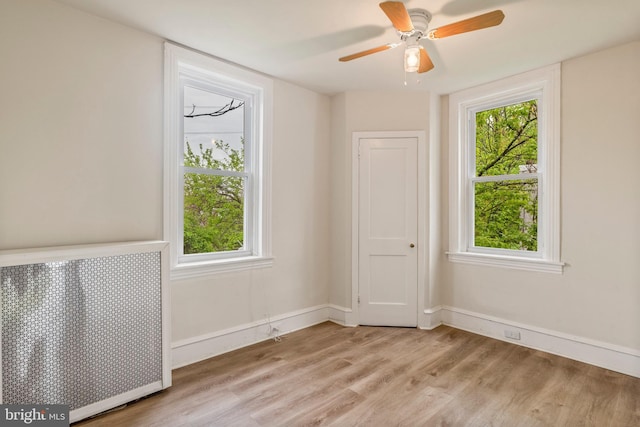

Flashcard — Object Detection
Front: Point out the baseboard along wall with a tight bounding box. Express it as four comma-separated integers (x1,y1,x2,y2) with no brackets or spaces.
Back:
171,305,330,369
171,304,640,378
425,306,640,378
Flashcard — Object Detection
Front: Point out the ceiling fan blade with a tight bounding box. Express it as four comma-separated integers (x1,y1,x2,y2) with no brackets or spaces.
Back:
418,47,434,73
427,10,505,40
379,1,414,32
339,43,400,62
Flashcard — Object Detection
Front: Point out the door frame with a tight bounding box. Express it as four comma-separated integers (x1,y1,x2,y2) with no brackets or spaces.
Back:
350,130,428,328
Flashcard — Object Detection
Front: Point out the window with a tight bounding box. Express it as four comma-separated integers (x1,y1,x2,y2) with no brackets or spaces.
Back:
164,43,273,279
448,64,563,273
473,99,539,252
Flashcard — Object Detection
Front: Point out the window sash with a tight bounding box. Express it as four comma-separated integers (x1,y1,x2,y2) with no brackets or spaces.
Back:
183,166,249,179
180,73,254,178
177,69,257,262
470,172,540,183
467,99,541,255
468,96,541,178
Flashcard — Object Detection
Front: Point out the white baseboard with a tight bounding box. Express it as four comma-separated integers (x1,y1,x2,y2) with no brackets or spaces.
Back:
171,304,330,369
171,303,640,378
419,305,443,330
434,306,640,378
328,304,357,327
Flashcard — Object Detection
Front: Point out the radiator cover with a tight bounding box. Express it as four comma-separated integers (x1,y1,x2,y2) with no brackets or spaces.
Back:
0,241,171,423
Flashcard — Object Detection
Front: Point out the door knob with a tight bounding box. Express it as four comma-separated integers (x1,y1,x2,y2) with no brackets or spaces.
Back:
410,243,415,248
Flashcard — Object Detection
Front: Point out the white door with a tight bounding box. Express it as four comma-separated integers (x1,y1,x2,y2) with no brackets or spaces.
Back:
358,136,418,327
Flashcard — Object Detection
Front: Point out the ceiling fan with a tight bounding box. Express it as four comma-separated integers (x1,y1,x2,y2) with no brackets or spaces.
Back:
339,1,505,74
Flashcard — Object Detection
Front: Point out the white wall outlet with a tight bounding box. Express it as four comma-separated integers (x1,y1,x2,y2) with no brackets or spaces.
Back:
504,330,521,340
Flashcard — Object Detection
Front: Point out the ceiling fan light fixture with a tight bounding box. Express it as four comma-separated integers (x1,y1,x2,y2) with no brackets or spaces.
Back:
339,2,506,78
404,44,420,72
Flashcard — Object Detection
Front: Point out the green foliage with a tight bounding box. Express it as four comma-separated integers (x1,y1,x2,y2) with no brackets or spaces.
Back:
474,101,538,251
183,140,244,254
474,180,538,250
475,100,538,176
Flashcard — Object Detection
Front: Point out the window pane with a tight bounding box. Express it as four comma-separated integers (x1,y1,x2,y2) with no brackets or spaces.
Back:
474,179,538,251
183,173,245,254
475,100,537,177
183,85,244,171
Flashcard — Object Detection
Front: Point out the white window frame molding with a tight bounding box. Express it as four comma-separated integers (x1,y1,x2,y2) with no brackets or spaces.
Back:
447,64,563,273
164,42,273,280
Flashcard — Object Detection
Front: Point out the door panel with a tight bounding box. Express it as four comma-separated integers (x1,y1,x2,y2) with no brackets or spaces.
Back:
358,137,418,327
368,147,407,238
369,255,408,304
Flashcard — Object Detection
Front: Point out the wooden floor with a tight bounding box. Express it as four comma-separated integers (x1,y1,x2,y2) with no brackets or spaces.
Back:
75,322,640,426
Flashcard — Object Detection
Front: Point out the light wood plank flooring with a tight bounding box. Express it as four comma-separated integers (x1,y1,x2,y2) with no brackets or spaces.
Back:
75,322,640,426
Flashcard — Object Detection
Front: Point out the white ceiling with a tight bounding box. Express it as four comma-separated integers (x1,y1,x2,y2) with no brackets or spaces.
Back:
53,0,640,95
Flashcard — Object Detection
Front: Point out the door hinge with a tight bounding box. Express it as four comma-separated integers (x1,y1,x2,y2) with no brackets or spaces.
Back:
358,295,360,304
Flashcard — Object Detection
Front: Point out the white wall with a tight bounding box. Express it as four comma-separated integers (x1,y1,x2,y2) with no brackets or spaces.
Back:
440,40,640,350
0,0,331,356
329,90,433,313
0,0,164,248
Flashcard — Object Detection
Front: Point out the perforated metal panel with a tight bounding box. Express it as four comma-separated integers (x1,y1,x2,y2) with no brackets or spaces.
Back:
1,251,163,411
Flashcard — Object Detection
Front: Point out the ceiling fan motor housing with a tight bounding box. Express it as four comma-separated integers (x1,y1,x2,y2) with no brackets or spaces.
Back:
404,9,432,40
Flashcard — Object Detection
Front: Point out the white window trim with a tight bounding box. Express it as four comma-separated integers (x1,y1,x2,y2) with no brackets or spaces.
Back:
164,42,273,280
447,64,563,273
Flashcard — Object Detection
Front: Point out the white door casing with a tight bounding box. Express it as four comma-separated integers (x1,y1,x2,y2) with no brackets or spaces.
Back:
353,132,421,327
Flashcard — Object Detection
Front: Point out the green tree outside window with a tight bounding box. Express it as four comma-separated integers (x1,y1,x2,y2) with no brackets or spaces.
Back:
474,100,538,251
183,140,245,254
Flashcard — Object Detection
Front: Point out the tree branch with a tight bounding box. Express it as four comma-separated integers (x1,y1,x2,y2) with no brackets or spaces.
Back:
477,105,537,177
184,100,244,118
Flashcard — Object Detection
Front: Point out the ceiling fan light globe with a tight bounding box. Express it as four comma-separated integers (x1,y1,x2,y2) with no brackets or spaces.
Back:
404,46,420,72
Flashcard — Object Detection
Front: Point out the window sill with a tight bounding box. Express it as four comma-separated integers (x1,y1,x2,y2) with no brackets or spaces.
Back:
446,251,564,274
170,255,274,280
